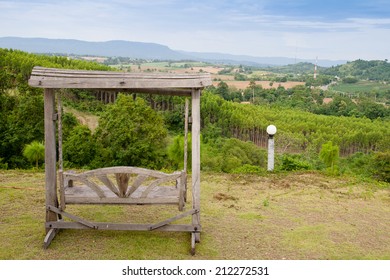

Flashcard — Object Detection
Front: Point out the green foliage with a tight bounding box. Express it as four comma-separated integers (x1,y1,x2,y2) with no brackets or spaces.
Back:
371,152,390,183
0,48,112,168
201,91,390,157
201,137,266,173
0,158,9,170
63,125,96,168
342,76,358,83
0,93,44,168
22,141,44,169
319,141,340,175
94,94,168,169
323,59,390,81
280,155,311,171
167,134,191,170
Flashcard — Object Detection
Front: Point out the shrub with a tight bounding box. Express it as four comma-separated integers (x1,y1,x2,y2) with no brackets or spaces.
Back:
371,151,390,183
280,155,311,171
231,164,262,174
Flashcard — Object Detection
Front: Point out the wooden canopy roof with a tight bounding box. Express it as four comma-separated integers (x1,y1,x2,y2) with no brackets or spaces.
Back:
28,66,212,96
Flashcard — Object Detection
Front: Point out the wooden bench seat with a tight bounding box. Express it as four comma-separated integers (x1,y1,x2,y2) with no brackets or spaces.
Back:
62,166,186,211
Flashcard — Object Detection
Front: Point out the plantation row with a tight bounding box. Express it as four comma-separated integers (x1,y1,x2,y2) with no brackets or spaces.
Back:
200,92,390,155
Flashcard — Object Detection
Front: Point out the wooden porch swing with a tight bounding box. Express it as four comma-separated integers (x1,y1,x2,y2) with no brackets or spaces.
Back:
28,66,211,255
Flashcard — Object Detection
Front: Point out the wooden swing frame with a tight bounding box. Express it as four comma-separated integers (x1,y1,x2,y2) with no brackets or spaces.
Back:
28,66,211,255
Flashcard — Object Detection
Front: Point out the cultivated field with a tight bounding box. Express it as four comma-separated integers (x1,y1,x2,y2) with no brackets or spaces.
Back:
212,80,305,90
0,170,389,260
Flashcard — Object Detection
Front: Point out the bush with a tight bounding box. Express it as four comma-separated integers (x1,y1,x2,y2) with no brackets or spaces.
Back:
279,155,311,171
231,164,262,174
200,137,266,173
371,151,390,182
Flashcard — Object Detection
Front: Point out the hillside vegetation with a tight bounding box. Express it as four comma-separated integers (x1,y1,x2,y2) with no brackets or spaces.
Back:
0,48,389,183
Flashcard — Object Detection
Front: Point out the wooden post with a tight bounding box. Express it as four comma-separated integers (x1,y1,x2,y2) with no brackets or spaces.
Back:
44,89,58,229
191,89,201,242
184,98,189,173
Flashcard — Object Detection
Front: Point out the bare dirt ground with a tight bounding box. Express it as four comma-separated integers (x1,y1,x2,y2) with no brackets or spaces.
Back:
0,170,388,260
64,107,99,132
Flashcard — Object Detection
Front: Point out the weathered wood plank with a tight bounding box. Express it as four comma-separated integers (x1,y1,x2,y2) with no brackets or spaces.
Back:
64,174,106,198
43,228,59,249
29,77,210,89
28,67,212,89
140,174,182,198
126,174,148,197
46,221,201,232
149,209,197,230
178,172,187,211
115,173,130,197
75,166,180,179
65,196,179,205
184,98,189,173
47,206,96,229
44,89,58,226
191,88,201,242
97,174,120,196
31,66,210,79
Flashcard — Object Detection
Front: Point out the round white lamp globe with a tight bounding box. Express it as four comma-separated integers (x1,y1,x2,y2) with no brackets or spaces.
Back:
266,125,277,136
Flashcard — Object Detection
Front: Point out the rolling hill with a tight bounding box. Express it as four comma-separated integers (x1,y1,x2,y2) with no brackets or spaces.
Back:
0,36,346,67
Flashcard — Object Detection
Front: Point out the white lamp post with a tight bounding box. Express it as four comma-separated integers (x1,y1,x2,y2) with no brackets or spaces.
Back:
266,125,277,171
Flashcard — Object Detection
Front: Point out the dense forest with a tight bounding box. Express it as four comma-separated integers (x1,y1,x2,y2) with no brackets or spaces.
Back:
0,48,389,182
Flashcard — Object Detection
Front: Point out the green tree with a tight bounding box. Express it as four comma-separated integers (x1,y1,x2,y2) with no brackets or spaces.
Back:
94,94,168,169
23,141,44,168
319,141,339,174
63,125,96,167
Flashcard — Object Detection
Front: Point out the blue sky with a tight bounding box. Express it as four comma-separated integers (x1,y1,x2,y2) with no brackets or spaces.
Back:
0,0,389,60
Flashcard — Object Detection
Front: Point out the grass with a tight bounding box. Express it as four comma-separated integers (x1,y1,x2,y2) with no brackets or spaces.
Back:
0,170,389,260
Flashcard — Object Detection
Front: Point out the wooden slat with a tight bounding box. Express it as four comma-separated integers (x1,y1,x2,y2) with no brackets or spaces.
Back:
28,67,212,90
46,221,201,232
64,174,106,198
78,166,179,179
65,196,179,205
115,173,130,197
31,66,209,79
149,209,197,230
96,174,120,196
47,206,96,229
125,174,148,197
140,174,182,198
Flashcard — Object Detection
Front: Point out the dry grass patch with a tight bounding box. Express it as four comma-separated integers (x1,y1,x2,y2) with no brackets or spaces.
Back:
0,170,389,259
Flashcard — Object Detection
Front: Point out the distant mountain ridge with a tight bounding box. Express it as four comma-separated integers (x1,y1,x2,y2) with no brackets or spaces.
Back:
0,37,346,67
